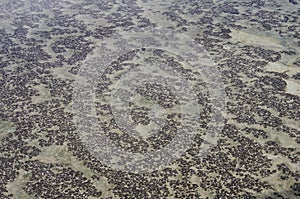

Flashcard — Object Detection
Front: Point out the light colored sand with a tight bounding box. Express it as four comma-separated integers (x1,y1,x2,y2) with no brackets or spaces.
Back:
229,29,284,49
5,169,34,199
0,120,15,142
285,79,300,97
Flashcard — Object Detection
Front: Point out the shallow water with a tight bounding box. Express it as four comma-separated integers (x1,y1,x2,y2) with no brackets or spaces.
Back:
0,0,299,198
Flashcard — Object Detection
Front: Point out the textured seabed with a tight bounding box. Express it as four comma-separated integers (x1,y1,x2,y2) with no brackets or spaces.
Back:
0,0,300,198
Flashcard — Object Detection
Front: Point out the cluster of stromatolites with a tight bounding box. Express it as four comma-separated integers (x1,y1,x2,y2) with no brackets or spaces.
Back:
0,0,299,198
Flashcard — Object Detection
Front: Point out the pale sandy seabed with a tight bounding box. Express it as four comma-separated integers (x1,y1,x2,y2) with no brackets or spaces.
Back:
0,0,300,198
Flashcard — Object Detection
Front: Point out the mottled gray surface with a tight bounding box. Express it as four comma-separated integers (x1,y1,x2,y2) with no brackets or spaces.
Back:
0,0,299,198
